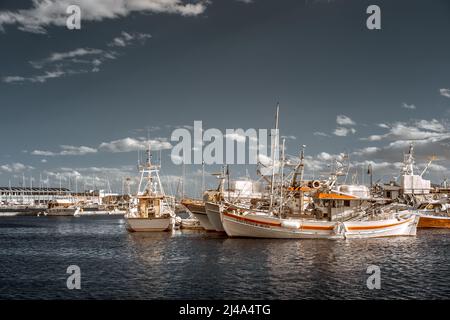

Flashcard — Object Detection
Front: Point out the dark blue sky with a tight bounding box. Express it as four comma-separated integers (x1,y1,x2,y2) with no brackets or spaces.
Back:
1,0,450,193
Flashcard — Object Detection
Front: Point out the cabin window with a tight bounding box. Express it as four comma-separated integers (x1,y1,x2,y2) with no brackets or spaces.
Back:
386,191,391,198
344,200,350,207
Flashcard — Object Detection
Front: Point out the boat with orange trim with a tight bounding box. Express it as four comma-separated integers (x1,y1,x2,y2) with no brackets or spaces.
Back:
221,203,418,239
416,201,450,228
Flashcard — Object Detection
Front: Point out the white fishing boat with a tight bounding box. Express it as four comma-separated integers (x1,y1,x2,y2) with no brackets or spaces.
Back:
126,145,175,232
181,198,214,231
205,201,225,232
45,199,80,216
416,200,450,228
203,164,266,232
221,106,419,239
179,217,204,230
221,204,418,239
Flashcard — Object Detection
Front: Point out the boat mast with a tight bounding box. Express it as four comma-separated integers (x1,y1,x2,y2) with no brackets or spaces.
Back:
279,138,286,217
269,103,280,212
226,165,231,202
181,161,185,199
201,160,205,198
146,143,153,194
291,144,306,187
403,142,415,176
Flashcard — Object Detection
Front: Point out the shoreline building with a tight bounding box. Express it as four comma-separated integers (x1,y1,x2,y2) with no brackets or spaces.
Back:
0,186,71,205
0,187,122,206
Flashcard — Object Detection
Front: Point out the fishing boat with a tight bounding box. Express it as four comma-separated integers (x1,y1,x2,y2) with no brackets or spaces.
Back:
179,216,204,230
126,145,175,232
45,199,80,216
221,203,418,239
181,198,214,231
205,179,265,232
205,201,224,232
221,106,419,239
416,200,450,228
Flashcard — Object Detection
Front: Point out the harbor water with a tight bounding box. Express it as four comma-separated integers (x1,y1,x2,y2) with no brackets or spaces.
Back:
0,216,449,299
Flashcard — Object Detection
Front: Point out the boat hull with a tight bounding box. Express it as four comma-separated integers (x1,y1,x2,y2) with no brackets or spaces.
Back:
418,214,450,228
222,209,418,239
205,202,225,232
46,208,80,216
222,211,339,239
343,214,418,238
180,218,204,230
126,217,172,232
183,202,214,231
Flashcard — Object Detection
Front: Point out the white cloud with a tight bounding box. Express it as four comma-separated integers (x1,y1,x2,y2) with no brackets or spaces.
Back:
31,150,57,156
4,70,66,84
59,145,98,156
31,145,97,156
362,119,448,142
3,76,26,83
108,31,152,47
352,147,380,156
0,162,34,173
333,127,356,137
313,131,329,137
3,31,153,84
336,115,355,126
317,152,333,161
440,88,450,98
0,0,208,34
416,119,446,132
48,48,104,63
402,102,416,110
99,137,172,153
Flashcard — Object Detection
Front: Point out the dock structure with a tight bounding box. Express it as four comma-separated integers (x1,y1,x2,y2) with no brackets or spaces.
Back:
0,187,121,206
0,186,71,205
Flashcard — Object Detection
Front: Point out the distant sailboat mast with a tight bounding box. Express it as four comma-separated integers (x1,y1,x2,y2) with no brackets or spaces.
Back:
279,138,286,217
269,103,280,212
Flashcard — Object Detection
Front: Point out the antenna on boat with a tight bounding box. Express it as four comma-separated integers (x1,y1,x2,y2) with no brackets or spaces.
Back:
146,142,152,193
291,144,306,187
402,142,415,175
367,163,373,188
420,155,437,177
